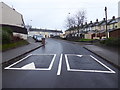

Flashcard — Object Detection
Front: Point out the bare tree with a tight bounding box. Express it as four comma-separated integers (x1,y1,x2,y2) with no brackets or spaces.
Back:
74,10,87,37
65,10,87,38
65,16,76,29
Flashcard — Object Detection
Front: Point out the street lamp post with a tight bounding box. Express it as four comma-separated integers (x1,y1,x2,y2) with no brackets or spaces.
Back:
68,12,72,36
105,7,108,38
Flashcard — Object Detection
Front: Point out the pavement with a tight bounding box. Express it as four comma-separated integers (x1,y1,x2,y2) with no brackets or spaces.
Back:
83,44,120,69
2,37,43,65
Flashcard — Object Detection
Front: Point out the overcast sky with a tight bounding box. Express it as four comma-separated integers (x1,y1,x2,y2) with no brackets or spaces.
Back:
1,0,120,31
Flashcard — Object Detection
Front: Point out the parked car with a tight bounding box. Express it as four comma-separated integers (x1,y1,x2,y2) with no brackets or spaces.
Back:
35,35,44,42
33,35,38,40
100,38,107,41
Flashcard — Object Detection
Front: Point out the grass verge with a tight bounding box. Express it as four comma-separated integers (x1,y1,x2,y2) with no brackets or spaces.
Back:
75,39,94,42
79,39,93,42
0,40,29,52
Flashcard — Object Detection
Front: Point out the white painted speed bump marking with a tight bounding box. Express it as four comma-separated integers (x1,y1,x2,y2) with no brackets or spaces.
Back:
5,54,32,69
65,54,116,74
21,62,35,69
77,55,83,57
5,54,56,71
90,55,115,73
65,54,71,71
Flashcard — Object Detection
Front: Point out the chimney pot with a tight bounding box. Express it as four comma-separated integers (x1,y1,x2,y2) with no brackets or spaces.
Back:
96,19,98,22
112,16,115,19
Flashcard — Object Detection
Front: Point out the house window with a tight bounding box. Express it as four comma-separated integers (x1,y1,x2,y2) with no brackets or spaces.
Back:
115,25,117,29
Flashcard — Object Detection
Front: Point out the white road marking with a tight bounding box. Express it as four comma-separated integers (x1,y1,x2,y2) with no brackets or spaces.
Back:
65,54,116,74
57,54,63,75
5,54,32,69
5,54,56,71
5,68,50,71
77,55,83,57
48,54,56,70
5,54,116,74
65,54,71,70
21,62,35,69
69,69,115,73
32,54,56,55
90,55,115,73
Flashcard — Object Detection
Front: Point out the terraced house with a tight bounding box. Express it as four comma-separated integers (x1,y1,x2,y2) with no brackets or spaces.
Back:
65,16,120,39
28,28,63,38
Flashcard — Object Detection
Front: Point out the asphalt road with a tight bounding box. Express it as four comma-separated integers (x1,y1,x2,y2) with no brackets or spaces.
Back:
2,38,120,89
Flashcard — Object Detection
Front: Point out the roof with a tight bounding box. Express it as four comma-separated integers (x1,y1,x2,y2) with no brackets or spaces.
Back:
29,28,63,33
83,24,89,28
65,16,120,32
108,18,117,25
98,20,106,26
88,23,93,27
92,21,99,26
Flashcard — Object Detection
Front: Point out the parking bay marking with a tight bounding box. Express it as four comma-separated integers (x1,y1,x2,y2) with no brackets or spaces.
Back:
65,54,115,74
5,54,56,71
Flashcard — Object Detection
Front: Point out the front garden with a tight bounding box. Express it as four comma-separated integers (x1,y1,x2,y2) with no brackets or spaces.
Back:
0,27,29,51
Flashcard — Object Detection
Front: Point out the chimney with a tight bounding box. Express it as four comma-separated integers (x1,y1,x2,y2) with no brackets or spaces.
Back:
96,19,98,22
103,18,106,21
85,22,87,25
90,21,92,23
112,16,115,19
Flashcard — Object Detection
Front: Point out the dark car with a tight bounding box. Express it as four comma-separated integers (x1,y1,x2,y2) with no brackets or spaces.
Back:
33,35,38,40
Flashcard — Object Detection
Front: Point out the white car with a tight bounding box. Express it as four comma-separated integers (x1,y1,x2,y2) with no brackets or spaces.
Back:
35,35,44,42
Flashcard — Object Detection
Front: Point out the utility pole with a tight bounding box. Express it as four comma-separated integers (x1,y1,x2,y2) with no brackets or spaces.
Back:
77,25,79,38
105,7,108,38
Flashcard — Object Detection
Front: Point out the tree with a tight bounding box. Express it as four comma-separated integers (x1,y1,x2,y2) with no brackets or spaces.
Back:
74,10,87,37
65,10,87,37
65,16,76,29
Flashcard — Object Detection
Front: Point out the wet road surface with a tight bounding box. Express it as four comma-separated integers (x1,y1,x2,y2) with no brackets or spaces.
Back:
2,38,119,88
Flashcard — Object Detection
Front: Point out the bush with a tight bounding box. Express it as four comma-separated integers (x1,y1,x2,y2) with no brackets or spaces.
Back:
1,27,13,44
3,27,13,35
100,38,120,47
2,30,12,44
